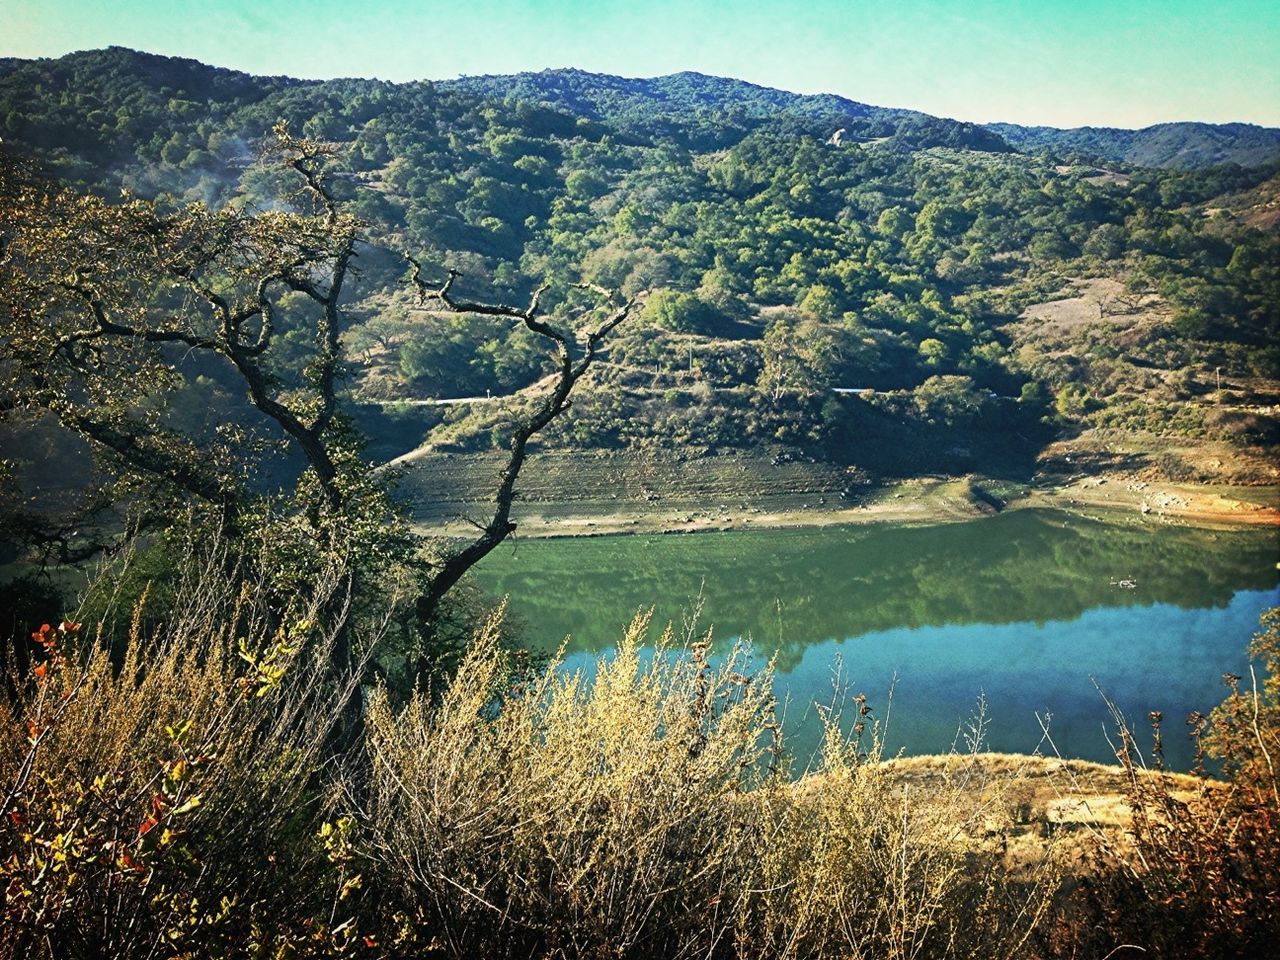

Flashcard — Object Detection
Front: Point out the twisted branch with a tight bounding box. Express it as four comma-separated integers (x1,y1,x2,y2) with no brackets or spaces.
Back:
404,258,640,640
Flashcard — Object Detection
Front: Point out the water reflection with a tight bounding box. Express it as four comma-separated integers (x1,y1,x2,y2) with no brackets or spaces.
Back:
476,510,1279,769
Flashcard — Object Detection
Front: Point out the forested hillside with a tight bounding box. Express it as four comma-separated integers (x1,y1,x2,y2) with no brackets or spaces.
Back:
2,44,1279,960
988,120,1280,169
2,47,1277,491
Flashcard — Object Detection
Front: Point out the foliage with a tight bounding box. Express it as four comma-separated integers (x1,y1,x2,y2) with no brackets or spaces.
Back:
359,610,1057,959
1045,608,1280,959
0,546,369,959
0,120,637,685
2,48,1276,474
3,532,1277,958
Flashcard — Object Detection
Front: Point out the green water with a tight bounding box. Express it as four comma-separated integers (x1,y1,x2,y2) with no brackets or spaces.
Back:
475,510,1280,770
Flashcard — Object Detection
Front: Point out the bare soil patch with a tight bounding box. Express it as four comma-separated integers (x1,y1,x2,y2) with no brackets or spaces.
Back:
395,445,1278,538
1017,277,1153,336
867,753,1221,872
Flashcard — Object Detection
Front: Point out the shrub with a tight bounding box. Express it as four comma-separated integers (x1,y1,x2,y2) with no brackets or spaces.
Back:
1048,608,1280,959
362,612,771,957
0,546,367,959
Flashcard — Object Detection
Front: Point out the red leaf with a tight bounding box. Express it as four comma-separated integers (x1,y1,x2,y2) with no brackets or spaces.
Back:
138,815,159,837
33,663,48,679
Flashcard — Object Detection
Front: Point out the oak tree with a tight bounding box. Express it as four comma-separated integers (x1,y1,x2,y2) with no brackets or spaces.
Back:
0,126,637,679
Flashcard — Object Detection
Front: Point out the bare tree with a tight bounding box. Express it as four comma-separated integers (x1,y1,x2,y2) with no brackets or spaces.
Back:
404,261,638,636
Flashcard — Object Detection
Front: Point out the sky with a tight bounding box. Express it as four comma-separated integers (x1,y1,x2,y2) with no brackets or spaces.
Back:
5,0,1279,128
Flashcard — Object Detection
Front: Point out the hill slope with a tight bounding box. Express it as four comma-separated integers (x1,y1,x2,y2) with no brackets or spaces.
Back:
987,120,1280,169
445,67,1012,152
1,47,1276,511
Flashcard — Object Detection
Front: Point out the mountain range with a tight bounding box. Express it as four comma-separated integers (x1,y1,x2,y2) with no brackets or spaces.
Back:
2,47,1278,169
1,45,1276,488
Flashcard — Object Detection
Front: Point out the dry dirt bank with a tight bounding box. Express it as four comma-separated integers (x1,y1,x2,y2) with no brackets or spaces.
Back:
839,752,1224,873
395,447,1278,539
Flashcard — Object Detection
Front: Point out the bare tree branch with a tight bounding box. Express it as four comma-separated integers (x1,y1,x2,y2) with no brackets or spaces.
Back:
404,259,640,646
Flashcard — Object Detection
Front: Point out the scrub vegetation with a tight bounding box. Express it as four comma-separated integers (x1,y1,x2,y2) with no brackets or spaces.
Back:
1,557,1277,958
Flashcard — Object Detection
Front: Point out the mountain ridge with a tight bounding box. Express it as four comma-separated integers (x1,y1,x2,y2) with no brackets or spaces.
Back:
988,119,1280,169
1,44,1275,507
2,47,1277,168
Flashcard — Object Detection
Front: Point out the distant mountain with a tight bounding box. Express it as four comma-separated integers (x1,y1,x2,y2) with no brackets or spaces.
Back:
444,68,895,124
5,48,1272,169
0,45,301,110
441,69,1279,168
987,121,1280,169
442,67,1012,153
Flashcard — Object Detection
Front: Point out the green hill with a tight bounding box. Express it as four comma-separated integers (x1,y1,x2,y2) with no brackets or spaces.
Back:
1,47,1276,497
987,120,1280,169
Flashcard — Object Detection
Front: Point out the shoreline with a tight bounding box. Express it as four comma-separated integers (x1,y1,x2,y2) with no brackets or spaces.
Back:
411,474,1280,540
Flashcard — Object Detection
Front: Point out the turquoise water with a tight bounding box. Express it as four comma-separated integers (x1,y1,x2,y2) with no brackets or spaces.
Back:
475,510,1280,770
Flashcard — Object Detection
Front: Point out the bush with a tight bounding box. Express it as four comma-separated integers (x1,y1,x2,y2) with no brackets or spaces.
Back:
6,540,1273,959
0,546,367,959
1048,608,1280,959
640,289,724,335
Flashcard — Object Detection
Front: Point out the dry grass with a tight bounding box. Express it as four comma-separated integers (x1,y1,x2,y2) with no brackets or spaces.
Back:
363,611,773,957
3,541,1275,958
360,613,1059,959
0,544,366,959
1037,628,1280,960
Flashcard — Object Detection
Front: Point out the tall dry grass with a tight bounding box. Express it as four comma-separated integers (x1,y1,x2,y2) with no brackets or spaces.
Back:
743,710,1056,960
359,610,1058,959
362,611,771,957
1042,611,1280,960
0,544,367,959
7,539,1271,959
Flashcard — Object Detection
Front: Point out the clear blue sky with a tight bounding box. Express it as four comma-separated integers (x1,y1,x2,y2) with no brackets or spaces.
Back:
6,0,1279,128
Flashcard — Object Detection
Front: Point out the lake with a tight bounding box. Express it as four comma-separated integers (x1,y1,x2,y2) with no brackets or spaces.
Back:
475,509,1280,771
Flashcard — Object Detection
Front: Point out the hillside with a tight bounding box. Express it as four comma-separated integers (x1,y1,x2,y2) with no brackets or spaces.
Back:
442,67,1012,153
1,47,1277,535
449,69,1280,167
988,120,1280,169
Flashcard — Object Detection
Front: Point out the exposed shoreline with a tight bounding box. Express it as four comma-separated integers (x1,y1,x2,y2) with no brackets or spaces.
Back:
410,470,1280,540
867,752,1224,872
